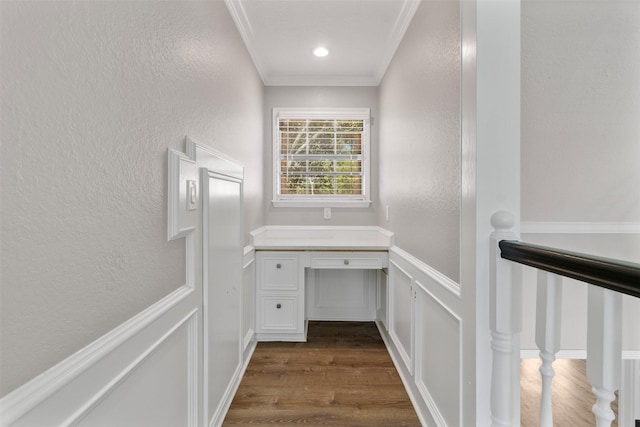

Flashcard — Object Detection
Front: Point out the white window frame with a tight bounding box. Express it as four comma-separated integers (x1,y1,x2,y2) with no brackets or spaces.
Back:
272,108,371,208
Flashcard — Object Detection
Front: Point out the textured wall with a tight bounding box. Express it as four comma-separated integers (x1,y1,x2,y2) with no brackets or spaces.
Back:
263,86,379,226
0,1,263,396
522,0,640,222
377,1,461,281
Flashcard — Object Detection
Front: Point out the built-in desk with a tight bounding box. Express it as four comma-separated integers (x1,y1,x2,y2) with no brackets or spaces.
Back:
250,226,394,341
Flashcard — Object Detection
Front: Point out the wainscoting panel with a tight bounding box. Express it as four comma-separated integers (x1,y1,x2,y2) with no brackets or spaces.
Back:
1,287,201,427
415,285,462,427
74,310,198,427
377,246,464,427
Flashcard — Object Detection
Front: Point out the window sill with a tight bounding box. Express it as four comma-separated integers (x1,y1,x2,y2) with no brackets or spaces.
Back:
272,199,372,208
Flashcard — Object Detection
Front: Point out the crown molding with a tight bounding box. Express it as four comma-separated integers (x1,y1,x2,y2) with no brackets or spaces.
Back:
224,0,421,87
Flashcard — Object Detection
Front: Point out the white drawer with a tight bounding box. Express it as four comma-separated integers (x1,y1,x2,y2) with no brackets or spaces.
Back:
309,251,388,269
259,255,298,291
258,295,299,331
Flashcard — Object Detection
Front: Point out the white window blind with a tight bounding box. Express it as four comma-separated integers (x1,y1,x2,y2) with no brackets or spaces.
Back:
273,108,370,207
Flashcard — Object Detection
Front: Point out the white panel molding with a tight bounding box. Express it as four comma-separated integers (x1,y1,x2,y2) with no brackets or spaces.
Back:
381,246,466,426
521,222,640,234
62,310,199,426
0,285,194,426
415,283,463,427
390,246,461,298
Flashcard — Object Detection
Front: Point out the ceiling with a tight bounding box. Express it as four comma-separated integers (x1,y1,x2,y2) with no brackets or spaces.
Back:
224,0,421,86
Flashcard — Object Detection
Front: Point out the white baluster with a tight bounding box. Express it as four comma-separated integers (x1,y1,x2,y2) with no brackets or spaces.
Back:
490,211,522,427
535,271,563,427
587,286,622,427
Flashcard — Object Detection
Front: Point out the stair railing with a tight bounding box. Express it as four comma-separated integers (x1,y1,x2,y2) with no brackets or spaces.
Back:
489,211,640,427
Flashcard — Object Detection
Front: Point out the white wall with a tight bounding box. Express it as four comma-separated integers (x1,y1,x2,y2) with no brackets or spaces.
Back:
377,0,461,282
0,1,264,397
263,86,379,226
521,0,640,223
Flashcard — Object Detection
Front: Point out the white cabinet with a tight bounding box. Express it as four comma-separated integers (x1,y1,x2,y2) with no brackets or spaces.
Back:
255,252,306,341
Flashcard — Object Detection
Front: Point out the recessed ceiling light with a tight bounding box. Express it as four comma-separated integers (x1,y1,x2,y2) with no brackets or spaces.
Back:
313,47,329,57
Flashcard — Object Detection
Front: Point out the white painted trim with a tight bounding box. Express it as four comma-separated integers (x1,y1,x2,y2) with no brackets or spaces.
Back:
222,0,267,84
0,285,194,426
61,309,199,426
186,136,244,180
521,222,640,234
391,246,461,298
520,349,640,359
373,0,422,85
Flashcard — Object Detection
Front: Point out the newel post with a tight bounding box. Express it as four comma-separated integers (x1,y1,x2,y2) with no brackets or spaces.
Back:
490,211,522,427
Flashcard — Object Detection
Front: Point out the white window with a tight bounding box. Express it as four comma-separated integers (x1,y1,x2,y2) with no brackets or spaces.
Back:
272,108,371,207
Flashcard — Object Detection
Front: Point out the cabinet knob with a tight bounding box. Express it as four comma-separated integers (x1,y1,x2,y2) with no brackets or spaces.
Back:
344,259,350,265
276,263,281,269
276,303,282,309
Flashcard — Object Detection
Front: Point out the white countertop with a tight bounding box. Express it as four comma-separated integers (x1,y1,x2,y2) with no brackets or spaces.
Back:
249,226,394,250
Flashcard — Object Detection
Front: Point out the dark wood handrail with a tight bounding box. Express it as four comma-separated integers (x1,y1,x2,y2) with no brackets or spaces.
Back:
499,240,640,299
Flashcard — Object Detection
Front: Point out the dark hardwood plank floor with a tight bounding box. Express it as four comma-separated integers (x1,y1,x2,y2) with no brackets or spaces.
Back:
224,321,421,426
521,358,618,427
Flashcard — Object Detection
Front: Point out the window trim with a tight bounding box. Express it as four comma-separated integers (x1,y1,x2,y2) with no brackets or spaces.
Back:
272,108,371,208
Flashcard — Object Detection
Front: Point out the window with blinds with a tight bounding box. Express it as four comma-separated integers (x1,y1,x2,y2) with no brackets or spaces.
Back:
273,108,371,207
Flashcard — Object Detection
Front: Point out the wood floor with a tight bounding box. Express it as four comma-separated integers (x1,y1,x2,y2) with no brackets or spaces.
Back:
224,321,620,426
520,358,618,427
223,321,421,426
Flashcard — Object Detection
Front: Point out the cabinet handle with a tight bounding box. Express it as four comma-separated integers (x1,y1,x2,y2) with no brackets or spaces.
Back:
344,259,350,265
276,263,281,269
276,303,282,309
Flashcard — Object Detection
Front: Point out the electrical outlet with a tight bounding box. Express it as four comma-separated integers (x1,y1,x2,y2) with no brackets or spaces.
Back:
324,207,331,220
385,205,390,221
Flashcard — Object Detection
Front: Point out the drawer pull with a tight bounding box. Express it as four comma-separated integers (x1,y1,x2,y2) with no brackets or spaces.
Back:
344,259,350,265
276,303,282,309
276,263,282,269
